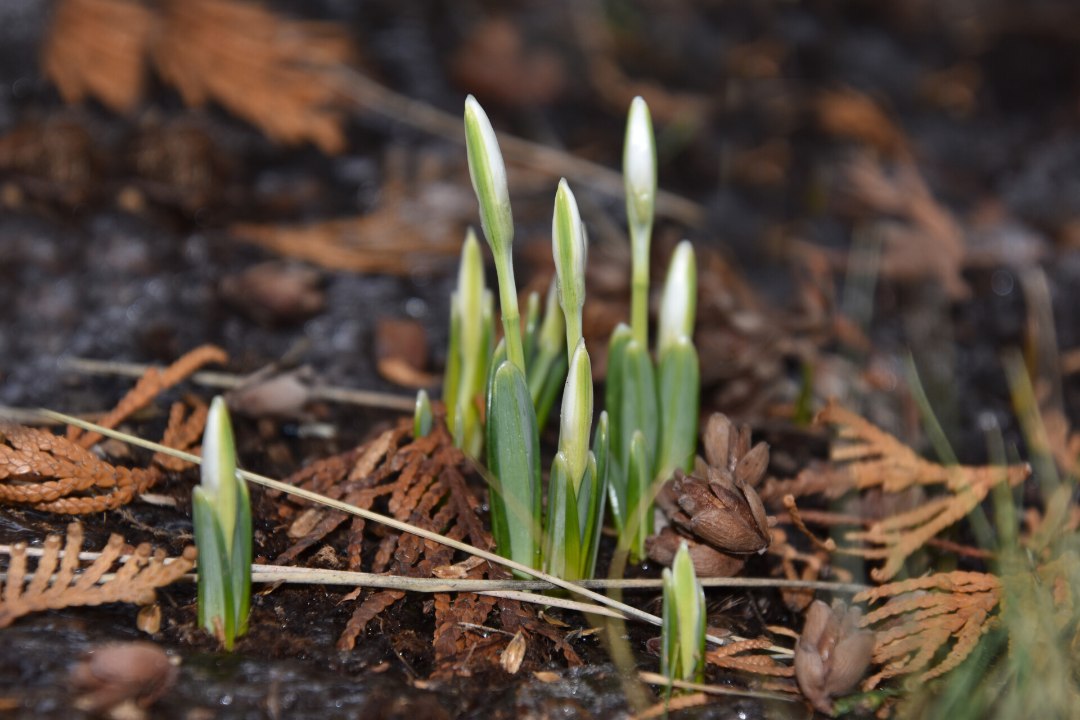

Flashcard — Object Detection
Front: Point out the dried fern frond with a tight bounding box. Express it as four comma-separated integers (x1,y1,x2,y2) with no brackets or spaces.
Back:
41,0,154,114
706,636,796,678
1,347,221,514
0,523,196,628
792,403,1029,581
69,344,226,448
0,423,160,514
854,571,1001,689
152,0,354,153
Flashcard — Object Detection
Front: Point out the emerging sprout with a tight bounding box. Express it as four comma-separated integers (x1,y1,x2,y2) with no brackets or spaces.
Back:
413,389,432,438
192,396,251,650
623,96,657,245
661,542,706,684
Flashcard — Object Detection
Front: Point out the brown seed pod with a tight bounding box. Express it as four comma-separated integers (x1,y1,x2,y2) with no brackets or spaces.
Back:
70,641,179,714
794,600,875,715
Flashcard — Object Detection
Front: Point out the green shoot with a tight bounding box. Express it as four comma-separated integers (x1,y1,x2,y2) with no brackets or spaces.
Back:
624,96,657,348
442,227,493,457
413,389,432,438
193,396,251,650
655,241,700,481
486,358,542,574
465,95,525,372
661,542,706,684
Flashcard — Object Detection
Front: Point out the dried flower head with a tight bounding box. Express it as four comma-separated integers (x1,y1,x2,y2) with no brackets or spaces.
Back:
794,600,875,715
667,468,771,555
648,413,772,574
646,526,746,577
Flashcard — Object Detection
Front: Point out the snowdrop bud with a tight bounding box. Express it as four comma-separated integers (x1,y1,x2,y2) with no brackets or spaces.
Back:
658,241,697,355
464,95,514,258
559,339,593,490
201,396,238,552
552,179,586,347
458,228,485,356
623,96,657,234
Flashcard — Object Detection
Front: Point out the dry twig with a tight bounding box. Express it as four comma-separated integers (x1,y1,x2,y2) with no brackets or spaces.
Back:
784,403,1029,581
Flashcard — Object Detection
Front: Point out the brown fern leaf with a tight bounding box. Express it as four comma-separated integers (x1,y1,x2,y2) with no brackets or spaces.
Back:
0,522,195,628
153,399,209,471
70,345,227,448
152,0,354,153
336,589,405,652
796,402,1030,581
853,571,1001,688
42,0,154,114
707,637,796,677
0,423,160,514
43,0,355,153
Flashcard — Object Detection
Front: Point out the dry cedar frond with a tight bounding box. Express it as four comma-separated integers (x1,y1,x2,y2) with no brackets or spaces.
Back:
274,419,580,672
42,0,355,153
153,399,209,471
836,153,969,300
854,571,1002,689
42,0,154,114
0,423,160,514
0,522,196,628
153,0,353,153
69,344,226,448
2,348,220,514
791,403,1029,581
706,636,795,678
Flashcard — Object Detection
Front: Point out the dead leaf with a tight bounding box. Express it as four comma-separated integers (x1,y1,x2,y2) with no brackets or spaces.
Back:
500,631,527,675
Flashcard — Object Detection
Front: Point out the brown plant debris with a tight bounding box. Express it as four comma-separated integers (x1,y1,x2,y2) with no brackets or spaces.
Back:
42,0,355,152
2,349,217,513
230,147,468,275
835,153,970,300
273,419,580,673
794,600,875,715
649,413,773,576
68,344,226,448
0,423,161,514
706,636,795,678
854,571,1002,689
70,641,179,715
42,0,155,114
778,402,1030,581
0,523,196,629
